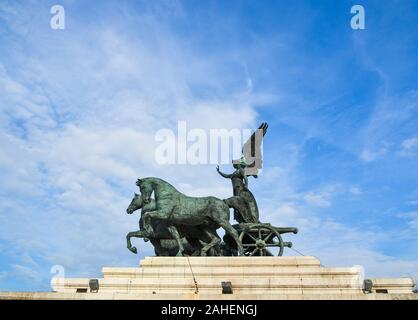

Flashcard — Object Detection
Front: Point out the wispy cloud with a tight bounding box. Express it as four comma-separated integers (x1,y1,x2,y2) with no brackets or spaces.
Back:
398,137,418,157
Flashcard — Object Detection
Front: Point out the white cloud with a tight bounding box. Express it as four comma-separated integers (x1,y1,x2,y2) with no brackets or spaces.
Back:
11,264,41,283
349,186,362,195
398,137,418,157
396,211,418,231
360,146,388,162
402,137,418,149
302,191,332,207
0,1,270,287
359,91,418,162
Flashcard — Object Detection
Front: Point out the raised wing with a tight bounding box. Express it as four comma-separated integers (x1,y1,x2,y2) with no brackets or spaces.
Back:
234,122,268,176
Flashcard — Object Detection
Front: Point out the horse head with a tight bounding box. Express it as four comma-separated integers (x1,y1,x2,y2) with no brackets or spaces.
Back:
126,193,143,214
136,178,153,204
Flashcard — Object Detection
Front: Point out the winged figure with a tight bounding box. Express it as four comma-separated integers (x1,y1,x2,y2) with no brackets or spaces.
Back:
233,122,268,177
216,122,268,224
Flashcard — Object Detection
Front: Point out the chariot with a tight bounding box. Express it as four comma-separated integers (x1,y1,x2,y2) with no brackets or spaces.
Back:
222,222,298,256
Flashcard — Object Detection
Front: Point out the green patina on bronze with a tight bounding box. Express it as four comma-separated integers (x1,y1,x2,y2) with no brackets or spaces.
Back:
125,122,298,256
126,193,220,256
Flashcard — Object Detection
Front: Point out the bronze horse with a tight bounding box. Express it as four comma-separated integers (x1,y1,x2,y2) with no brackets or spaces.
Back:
126,193,222,256
137,177,244,256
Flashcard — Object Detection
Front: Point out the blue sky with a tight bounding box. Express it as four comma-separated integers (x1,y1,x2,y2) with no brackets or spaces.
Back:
0,0,417,291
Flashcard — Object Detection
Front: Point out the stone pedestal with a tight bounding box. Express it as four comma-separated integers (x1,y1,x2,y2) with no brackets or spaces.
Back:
43,256,416,299
1,256,415,299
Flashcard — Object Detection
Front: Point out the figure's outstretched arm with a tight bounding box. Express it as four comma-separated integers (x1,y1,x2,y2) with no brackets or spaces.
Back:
216,165,233,179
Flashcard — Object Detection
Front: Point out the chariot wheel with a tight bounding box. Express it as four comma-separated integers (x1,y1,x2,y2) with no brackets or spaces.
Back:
238,224,285,256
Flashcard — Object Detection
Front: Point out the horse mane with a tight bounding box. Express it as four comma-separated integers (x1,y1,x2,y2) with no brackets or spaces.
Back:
142,177,179,193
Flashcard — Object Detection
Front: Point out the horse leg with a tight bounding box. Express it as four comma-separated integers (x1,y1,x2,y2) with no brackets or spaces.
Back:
142,212,154,237
167,226,185,257
218,221,243,256
208,202,244,256
151,239,164,256
142,210,169,238
200,229,221,256
126,230,146,254
186,238,203,256
138,216,149,242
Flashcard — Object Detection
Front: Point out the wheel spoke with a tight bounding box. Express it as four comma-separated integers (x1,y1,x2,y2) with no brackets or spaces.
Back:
250,248,260,256
258,228,261,239
242,243,257,247
263,231,273,242
246,233,257,242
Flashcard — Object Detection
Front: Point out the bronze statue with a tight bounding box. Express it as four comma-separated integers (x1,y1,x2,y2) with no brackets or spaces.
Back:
125,122,298,257
215,122,268,223
136,177,244,256
126,193,221,256
216,158,259,223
